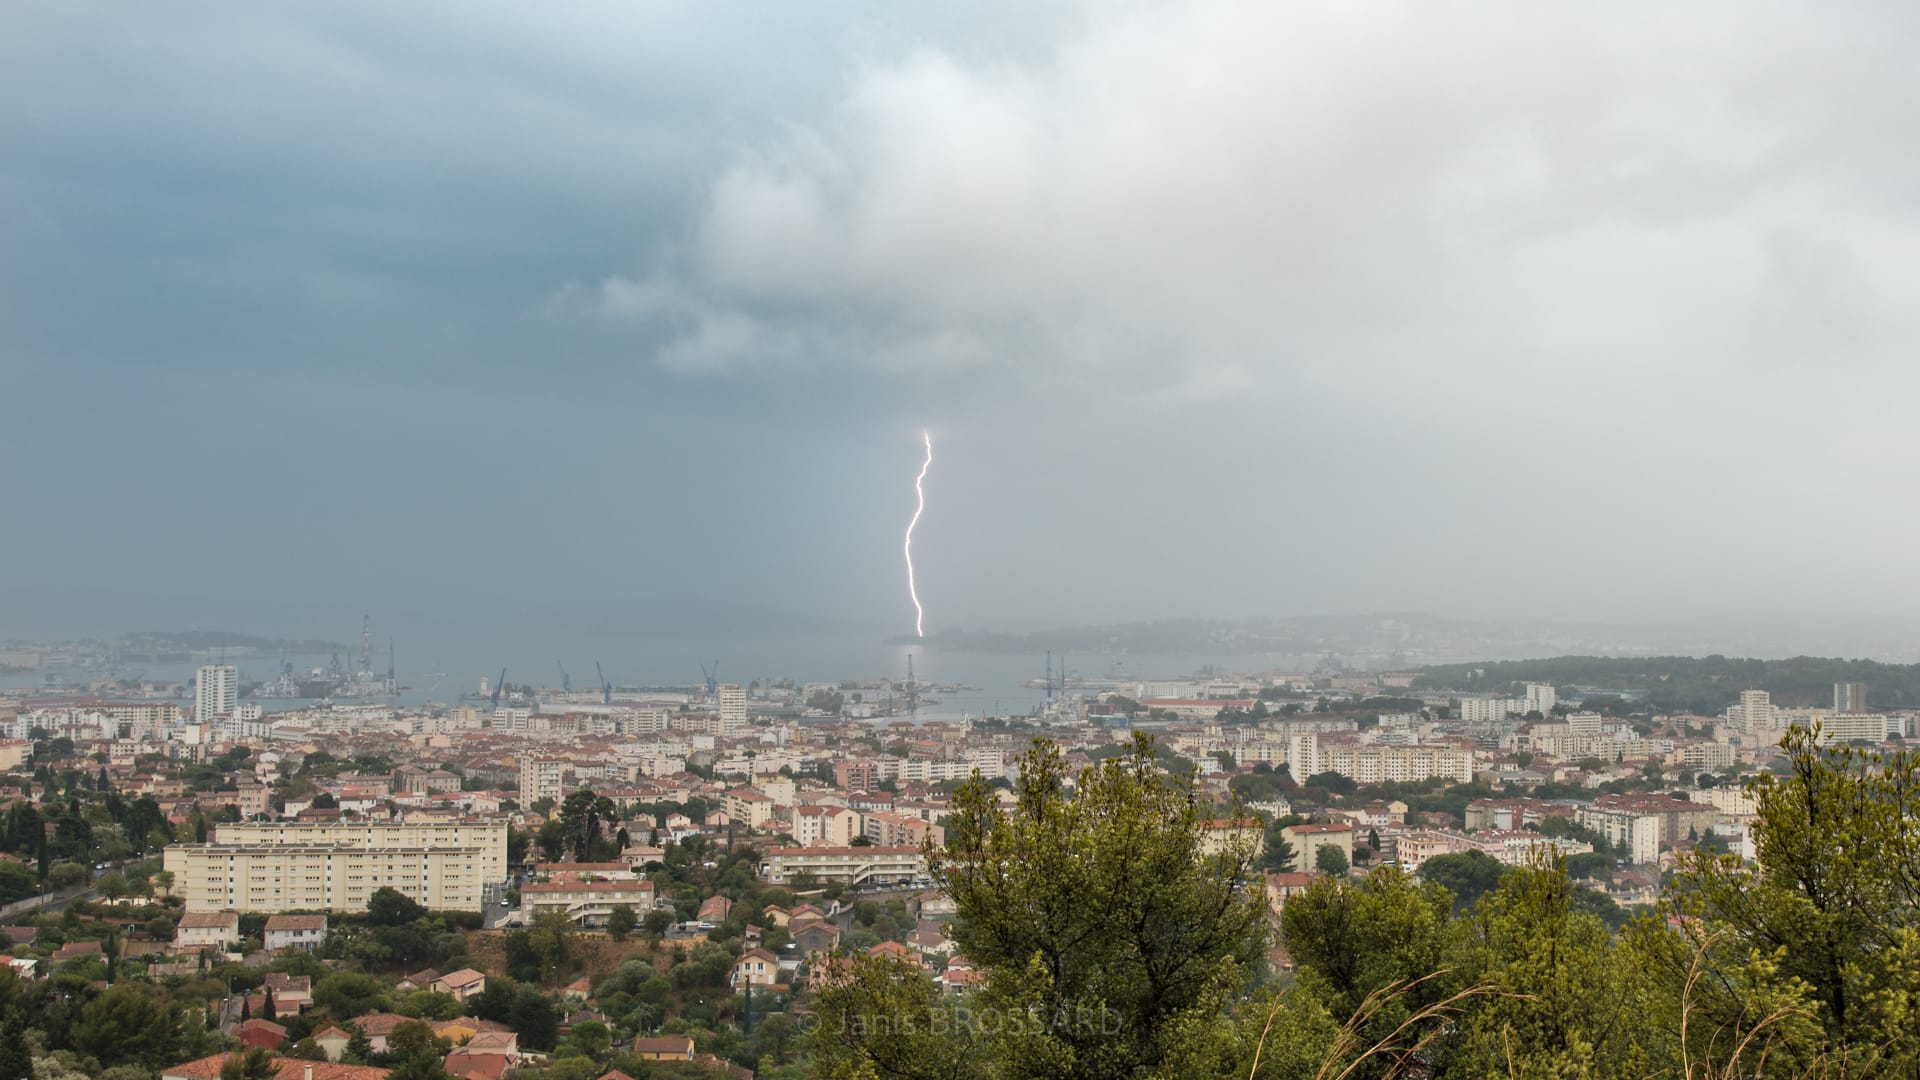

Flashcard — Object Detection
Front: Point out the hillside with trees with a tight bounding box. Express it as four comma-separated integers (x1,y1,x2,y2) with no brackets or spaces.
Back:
1415,654,1920,713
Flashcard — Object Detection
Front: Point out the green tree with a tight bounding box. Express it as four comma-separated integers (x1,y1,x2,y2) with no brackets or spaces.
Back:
811,953,977,1078
1258,825,1297,873
1281,866,1455,1031
387,1020,443,1059
565,1020,612,1057
387,1048,452,1080
556,789,618,862
606,904,636,942
393,990,466,1021
1315,844,1350,877
1443,853,1664,1077
509,989,559,1051
0,1009,31,1080
1660,723,1920,1072
817,735,1267,1078
313,971,388,1017
1417,850,1509,912
344,1024,376,1065
367,886,427,926
219,1048,278,1080
643,909,673,941
95,870,129,903
71,985,192,1069
47,861,86,889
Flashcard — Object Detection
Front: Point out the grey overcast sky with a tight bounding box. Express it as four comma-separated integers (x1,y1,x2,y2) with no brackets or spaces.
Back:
5,1,1920,642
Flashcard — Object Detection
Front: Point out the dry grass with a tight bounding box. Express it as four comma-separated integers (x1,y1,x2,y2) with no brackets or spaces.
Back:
1247,971,1501,1080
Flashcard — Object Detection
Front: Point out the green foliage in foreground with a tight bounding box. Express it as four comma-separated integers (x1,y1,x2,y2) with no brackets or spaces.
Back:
810,726,1920,1079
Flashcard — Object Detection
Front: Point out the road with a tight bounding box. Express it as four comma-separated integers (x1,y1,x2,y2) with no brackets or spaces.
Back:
0,886,95,924
480,881,514,929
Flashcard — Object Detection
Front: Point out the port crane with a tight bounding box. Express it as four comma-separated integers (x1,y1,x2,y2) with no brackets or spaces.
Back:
700,662,719,703
490,668,507,709
556,662,572,695
596,661,612,705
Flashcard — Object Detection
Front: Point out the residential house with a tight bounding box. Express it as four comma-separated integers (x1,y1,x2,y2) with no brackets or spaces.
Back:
697,895,733,924
51,940,102,964
910,890,956,920
175,911,241,951
312,1028,352,1063
442,1050,509,1080
937,957,984,994
233,1019,288,1051
430,1017,510,1046
395,968,440,992
730,947,779,990
442,1032,520,1080
351,1014,412,1054
1263,872,1317,917
618,845,666,868
907,921,952,956
790,919,841,955
1197,818,1265,858
264,973,313,1013
631,1035,695,1061
432,968,486,1003
1281,823,1355,874
263,914,328,953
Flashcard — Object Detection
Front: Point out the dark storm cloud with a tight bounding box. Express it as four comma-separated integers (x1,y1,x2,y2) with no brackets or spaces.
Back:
5,2,1920,643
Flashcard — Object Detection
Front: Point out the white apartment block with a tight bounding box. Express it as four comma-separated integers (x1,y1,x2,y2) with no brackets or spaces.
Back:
618,708,671,735
1565,711,1604,737
1286,734,1473,784
718,684,749,736
210,820,510,883
1574,805,1663,865
1723,690,1779,735
1699,786,1757,817
793,805,864,847
1524,683,1557,716
519,757,564,803
1459,696,1521,724
165,842,487,914
1682,742,1737,770
1811,712,1899,744
195,665,238,721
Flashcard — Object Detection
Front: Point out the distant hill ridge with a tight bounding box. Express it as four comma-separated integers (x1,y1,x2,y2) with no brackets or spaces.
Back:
1415,654,1920,714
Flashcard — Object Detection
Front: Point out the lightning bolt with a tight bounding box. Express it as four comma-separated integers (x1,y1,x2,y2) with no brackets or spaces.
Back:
904,431,933,638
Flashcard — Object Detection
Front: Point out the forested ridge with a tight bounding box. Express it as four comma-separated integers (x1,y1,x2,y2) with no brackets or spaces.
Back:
1415,654,1920,712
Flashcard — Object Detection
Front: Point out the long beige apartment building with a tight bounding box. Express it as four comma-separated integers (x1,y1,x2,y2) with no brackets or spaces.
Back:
759,845,927,887
163,819,508,914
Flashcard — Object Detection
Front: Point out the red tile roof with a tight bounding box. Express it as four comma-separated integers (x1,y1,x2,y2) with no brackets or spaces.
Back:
161,1054,390,1080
